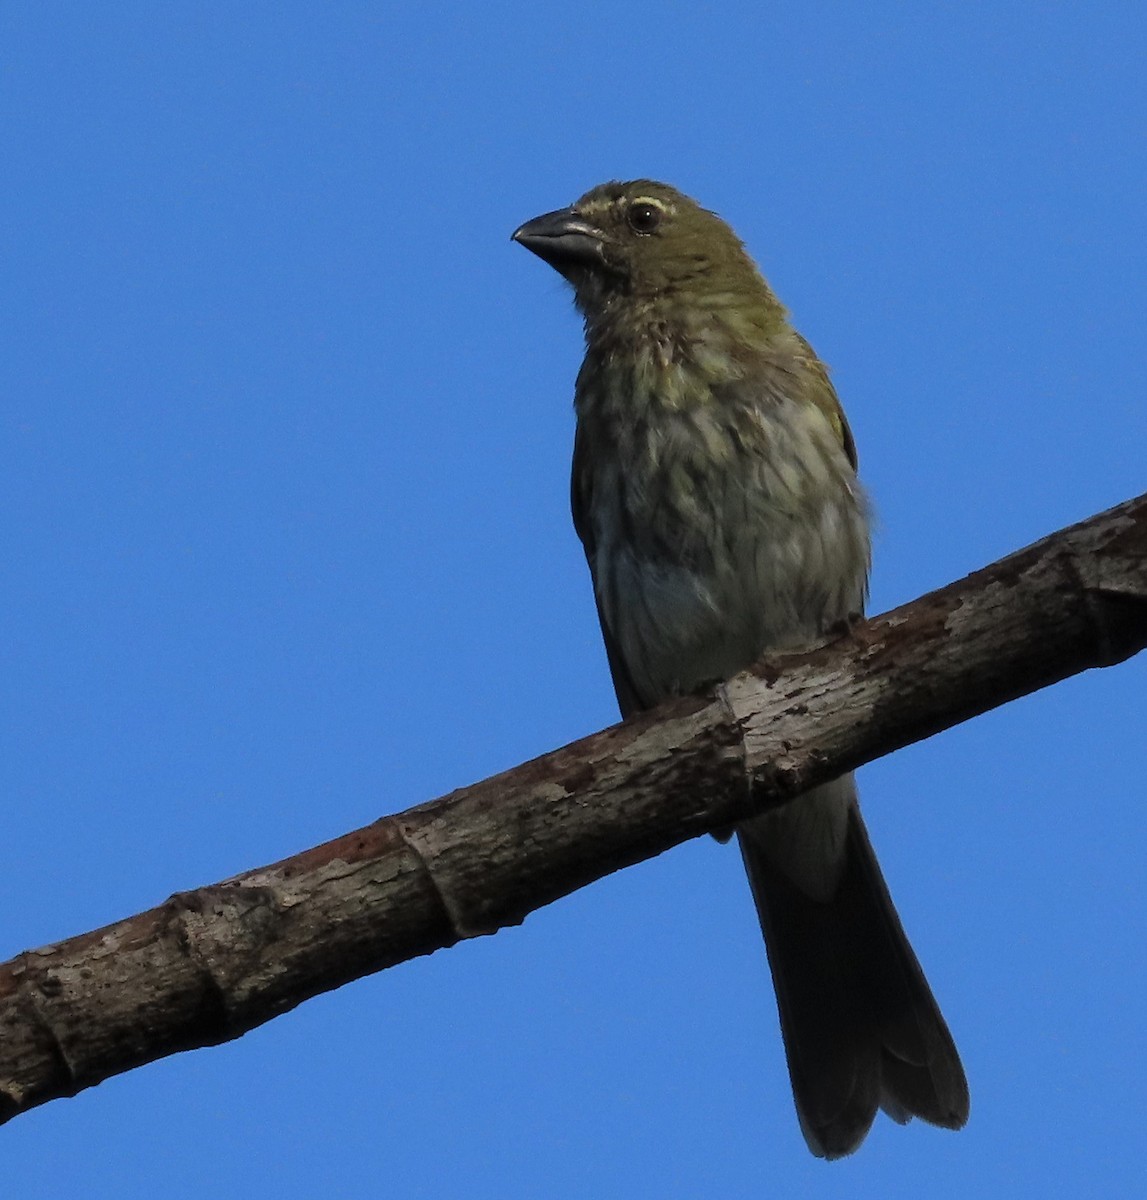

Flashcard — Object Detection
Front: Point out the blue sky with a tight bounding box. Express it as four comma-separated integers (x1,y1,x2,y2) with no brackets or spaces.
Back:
3,4,1146,1196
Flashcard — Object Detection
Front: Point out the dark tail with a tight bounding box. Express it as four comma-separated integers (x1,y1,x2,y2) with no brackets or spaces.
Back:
738,787,968,1158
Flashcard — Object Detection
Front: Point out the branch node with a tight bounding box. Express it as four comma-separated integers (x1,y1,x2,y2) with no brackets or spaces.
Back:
10,952,80,1087
1064,548,1147,667
164,885,284,1032
714,678,759,830
396,821,481,942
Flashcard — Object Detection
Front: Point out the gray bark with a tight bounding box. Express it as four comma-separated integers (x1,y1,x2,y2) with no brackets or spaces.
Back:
1,492,1144,1126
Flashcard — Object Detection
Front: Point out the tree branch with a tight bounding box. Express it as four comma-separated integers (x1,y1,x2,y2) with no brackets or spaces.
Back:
2,493,1145,1125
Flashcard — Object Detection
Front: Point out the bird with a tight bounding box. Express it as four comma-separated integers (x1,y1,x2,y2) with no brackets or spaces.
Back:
512,179,969,1158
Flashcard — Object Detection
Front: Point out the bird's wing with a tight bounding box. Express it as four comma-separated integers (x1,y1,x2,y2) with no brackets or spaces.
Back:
571,424,647,719
793,332,859,471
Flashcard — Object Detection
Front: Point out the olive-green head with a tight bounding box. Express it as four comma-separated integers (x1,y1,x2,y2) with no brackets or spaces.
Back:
512,179,778,320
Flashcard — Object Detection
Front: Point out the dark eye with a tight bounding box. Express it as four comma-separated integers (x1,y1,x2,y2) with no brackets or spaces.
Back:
626,201,662,235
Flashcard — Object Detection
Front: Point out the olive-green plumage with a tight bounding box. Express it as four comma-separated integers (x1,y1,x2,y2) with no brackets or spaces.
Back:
514,180,968,1158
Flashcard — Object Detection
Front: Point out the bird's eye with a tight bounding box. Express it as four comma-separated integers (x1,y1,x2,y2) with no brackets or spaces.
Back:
626,201,663,235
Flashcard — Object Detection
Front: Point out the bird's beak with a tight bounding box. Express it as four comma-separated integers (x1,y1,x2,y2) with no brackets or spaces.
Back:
511,207,607,275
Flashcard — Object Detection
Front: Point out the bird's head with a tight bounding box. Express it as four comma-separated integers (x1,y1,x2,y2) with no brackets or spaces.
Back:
513,179,777,323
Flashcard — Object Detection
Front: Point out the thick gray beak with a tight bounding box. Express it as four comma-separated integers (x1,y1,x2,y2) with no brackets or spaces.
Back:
511,206,607,274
